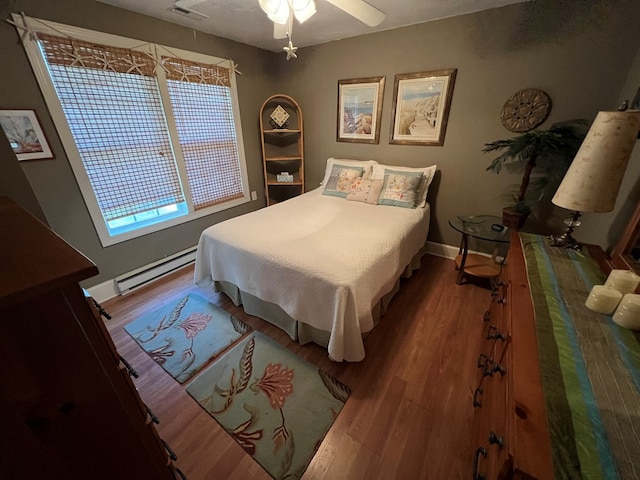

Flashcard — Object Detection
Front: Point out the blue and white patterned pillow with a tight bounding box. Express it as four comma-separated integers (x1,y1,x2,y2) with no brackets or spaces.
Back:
371,164,436,208
322,165,365,198
377,169,423,208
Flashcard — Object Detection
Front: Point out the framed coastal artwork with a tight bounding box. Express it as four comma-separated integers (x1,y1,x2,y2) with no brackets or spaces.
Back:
0,109,54,161
337,76,385,144
389,69,457,146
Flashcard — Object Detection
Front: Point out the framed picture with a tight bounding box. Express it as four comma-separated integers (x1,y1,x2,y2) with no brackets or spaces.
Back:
337,76,385,144
390,69,457,146
0,109,54,161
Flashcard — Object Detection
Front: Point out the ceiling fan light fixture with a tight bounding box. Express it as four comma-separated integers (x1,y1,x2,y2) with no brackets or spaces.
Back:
259,0,289,24
290,0,316,23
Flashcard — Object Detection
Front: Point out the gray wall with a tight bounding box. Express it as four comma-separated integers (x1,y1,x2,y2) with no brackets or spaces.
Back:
281,0,640,249
1,0,640,287
0,135,46,224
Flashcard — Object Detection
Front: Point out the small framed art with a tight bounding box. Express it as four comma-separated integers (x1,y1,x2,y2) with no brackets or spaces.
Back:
0,109,54,161
390,69,457,146
337,76,385,144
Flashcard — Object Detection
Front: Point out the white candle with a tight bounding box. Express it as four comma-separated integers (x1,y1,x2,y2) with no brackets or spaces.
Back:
585,285,622,315
604,269,640,295
612,293,640,330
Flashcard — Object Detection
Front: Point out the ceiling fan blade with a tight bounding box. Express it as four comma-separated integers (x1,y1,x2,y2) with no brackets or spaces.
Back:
324,0,385,27
274,22,289,39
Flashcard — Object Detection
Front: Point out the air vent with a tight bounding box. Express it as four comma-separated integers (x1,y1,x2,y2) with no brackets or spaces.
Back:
169,4,209,20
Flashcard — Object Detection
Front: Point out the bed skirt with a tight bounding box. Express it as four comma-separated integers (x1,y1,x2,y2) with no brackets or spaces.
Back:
212,245,427,350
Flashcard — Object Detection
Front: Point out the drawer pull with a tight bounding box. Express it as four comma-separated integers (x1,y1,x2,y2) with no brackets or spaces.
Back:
175,467,187,479
119,355,139,378
497,296,506,304
487,325,506,341
473,387,483,407
491,280,505,296
145,404,160,424
472,447,487,480
477,353,489,369
89,296,112,320
162,440,178,461
492,362,507,376
489,431,504,449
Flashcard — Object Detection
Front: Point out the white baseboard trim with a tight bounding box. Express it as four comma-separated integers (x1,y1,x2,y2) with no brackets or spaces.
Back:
426,241,458,260
86,279,119,304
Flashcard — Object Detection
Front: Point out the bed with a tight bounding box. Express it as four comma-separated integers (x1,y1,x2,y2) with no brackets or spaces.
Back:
194,158,435,361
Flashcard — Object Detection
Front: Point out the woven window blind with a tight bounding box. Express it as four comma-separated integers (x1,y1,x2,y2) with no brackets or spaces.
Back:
38,34,185,221
163,56,243,210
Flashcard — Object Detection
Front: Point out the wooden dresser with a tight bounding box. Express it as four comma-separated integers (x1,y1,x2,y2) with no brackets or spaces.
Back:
471,231,617,479
0,197,181,479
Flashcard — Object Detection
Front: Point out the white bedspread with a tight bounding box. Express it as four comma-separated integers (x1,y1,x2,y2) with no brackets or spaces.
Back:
194,188,430,361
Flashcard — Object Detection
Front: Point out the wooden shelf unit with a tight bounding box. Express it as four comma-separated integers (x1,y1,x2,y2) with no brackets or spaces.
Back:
259,94,304,206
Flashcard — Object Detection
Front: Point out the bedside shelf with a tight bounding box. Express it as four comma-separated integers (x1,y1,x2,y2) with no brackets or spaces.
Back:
263,129,301,134
266,171,302,185
265,155,302,161
260,95,304,206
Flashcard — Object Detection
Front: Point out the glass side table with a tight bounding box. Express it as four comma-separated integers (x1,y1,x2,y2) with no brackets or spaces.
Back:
449,215,510,285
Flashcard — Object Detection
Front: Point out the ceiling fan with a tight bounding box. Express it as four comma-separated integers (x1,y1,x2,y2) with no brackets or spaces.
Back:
261,0,385,39
169,0,385,59
260,0,385,59
169,0,385,29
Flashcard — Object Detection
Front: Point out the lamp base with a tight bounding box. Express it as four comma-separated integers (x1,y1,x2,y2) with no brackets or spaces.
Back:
548,211,583,251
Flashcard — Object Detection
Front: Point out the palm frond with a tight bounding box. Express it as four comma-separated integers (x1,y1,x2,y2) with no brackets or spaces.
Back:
482,118,589,212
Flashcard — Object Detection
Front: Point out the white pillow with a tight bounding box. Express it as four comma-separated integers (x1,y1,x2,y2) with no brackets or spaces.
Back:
371,164,437,208
320,157,378,188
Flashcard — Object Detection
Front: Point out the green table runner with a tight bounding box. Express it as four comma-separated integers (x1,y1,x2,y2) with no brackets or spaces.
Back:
520,233,640,480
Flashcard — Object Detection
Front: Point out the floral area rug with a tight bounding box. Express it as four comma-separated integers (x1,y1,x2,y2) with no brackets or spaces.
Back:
186,331,351,480
124,293,251,383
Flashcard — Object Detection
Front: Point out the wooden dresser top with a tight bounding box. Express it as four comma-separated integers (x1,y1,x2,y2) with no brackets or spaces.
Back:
0,196,98,307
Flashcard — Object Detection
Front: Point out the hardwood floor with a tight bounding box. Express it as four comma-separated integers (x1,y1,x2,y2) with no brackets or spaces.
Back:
102,254,490,479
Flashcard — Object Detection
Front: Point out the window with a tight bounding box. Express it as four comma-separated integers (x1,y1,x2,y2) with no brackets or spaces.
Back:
16,16,249,246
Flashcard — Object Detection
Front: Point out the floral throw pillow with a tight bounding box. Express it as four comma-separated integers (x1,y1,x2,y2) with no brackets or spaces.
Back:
322,165,364,198
377,170,423,208
346,178,384,204
371,164,436,208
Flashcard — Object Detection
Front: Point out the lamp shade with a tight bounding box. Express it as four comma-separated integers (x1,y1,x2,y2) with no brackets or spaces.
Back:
552,110,640,213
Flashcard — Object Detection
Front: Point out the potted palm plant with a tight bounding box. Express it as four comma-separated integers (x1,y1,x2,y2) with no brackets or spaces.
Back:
483,119,589,229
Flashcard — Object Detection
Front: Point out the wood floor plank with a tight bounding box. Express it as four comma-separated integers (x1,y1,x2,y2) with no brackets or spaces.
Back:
101,253,488,479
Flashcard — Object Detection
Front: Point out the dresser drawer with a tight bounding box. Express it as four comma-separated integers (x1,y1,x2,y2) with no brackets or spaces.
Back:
471,273,511,479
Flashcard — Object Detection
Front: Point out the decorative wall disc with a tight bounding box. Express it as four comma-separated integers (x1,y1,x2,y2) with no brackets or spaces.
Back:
270,105,290,128
500,88,551,132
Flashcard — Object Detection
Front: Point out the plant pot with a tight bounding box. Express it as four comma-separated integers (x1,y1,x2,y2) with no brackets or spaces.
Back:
502,207,529,229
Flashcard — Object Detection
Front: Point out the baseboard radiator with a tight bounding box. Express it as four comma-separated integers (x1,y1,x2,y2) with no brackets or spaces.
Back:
114,246,197,295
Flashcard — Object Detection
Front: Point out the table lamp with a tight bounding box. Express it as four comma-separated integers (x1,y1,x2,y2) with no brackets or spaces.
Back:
549,110,640,249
